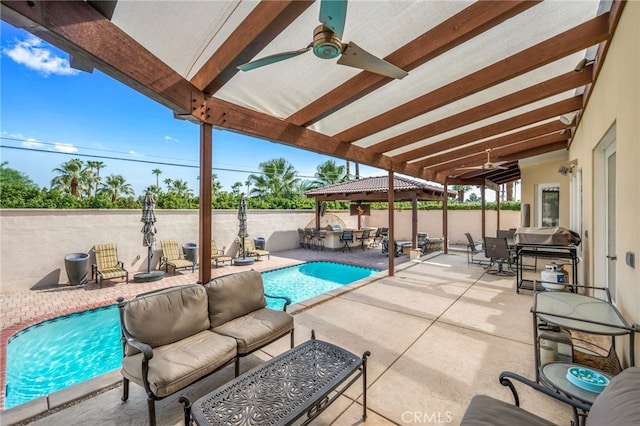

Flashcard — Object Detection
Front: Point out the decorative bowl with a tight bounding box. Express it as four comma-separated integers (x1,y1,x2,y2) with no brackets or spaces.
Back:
566,367,609,393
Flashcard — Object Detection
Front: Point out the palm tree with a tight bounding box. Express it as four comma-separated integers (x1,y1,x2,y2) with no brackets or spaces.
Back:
451,185,471,203
231,182,243,196
171,179,193,196
51,158,90,197
247,157,299,197
99,174,134,202
163,178,173,191
314,160,346,187
152,168,162,187
86,161,106,196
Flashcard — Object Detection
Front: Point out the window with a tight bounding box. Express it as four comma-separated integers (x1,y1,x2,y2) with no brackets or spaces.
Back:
536,183,560,227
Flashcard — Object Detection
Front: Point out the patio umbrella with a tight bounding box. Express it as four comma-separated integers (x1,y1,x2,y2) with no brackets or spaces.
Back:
238,195,248,259
141,189,157,273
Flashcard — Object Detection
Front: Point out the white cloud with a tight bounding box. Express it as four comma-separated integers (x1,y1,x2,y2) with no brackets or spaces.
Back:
164,136,179,142
2,35,79,77
129,150,144,157
22,137,43,149
54,143,78,153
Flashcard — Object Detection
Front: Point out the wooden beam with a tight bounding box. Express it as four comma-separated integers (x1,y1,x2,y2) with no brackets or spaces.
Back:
0,0,202,114
378,69,590,158
205,97,438,181
334,13,610,143
287,0,538,126
191,1,314,95
416,121,568,170
199,123,213,284
414,124,569,170
430,133,567,172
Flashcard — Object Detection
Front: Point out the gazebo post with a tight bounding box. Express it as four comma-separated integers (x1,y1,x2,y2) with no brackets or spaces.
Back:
315,198,320,229
411,193,418,249
388,171,395,277
443,179,449,254
199,123,213,284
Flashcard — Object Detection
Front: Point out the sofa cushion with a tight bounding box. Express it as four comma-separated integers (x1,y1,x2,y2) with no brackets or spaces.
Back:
122,284,210,355
587,367,640,425
121,330,237,398
213,308,294,353
205,270,267,328
461,395,555,426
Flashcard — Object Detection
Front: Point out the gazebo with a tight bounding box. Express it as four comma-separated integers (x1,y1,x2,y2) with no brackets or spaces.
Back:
306,176,454,272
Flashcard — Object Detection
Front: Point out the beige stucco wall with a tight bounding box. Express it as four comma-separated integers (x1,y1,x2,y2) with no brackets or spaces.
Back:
365,209,520,244
0,209,357,291
569,2,638,365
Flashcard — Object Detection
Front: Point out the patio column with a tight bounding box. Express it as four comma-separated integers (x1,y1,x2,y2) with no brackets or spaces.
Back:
199,123,212,284
388,171,395,277
411,193,418,248
443,179,449,254
481,185,486,239
496,190,501,231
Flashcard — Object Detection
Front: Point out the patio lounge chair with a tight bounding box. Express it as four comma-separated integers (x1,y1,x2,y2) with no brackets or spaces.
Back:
461,367,640,425
211,240,232,268
237,236,270,260
92,243,128,287
160,239,195,274
484,236,516,275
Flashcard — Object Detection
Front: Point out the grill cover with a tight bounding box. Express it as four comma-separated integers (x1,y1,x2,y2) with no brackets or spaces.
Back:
515,227,581,246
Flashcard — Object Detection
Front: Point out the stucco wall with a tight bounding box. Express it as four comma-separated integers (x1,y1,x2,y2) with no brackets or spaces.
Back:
566,1,639,366
0,209,357,291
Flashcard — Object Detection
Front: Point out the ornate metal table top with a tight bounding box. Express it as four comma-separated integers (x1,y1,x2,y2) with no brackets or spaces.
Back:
191,338,364,425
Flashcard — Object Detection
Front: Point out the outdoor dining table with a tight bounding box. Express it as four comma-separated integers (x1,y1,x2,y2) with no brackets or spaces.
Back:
531,288,638,381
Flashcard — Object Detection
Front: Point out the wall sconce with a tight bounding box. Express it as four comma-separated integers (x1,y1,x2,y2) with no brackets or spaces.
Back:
559,111,578,125
558,160,578,176
574,58,595,72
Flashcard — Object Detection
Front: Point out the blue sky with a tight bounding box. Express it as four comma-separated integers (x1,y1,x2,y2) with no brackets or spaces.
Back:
0,21,384,196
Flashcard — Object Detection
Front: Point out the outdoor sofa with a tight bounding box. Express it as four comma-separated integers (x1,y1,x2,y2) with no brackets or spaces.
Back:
117,270,294,425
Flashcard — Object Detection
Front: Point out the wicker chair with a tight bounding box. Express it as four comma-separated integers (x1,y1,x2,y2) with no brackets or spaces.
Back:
160,239,195,274
92,243,128,287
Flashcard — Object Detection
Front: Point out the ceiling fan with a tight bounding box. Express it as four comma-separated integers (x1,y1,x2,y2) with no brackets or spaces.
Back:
457,149,508,171
237,0,409,79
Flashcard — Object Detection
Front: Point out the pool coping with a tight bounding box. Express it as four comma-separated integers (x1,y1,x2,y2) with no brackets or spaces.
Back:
0,253,436,425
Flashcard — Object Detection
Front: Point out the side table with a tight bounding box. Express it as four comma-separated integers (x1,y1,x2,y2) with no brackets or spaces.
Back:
540,362,613,426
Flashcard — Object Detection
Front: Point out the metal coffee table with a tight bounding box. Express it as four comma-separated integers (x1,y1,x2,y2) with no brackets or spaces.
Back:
181,333,370,425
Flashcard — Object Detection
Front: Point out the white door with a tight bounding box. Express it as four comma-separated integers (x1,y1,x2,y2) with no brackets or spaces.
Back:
595,124,616,302
605,143,617,302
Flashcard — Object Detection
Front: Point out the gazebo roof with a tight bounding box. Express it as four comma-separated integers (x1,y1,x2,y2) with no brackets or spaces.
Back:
305,176,453,202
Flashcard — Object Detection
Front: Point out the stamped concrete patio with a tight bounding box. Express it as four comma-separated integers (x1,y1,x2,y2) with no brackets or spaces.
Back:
1,250,573,425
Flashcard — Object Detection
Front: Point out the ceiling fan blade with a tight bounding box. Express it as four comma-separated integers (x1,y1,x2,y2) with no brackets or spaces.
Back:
337,42,408,79
237,47,311,71
456,166,483,171
319,0,348,39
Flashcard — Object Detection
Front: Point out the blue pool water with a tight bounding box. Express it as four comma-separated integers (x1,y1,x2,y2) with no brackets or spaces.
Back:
4,262,379,409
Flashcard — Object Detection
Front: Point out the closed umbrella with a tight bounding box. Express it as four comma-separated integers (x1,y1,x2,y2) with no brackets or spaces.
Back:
238,195,248,259
134,189,164,282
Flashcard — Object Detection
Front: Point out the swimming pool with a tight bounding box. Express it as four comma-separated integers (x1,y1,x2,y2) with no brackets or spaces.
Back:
4,262,379,409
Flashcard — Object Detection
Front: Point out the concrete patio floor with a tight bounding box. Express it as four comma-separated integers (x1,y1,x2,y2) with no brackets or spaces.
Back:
1,250,575,425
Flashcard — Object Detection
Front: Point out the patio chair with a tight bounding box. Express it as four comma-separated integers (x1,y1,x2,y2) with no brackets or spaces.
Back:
461,367,640,426
339,230,354,252
237,236,270,260
465,232,485,265
356,229,371,250
211,240,232,268
370,228,384,248
297,228,306,248
417,232,429,251
484,236,516,275
160,239,195,274
92,243,128,287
